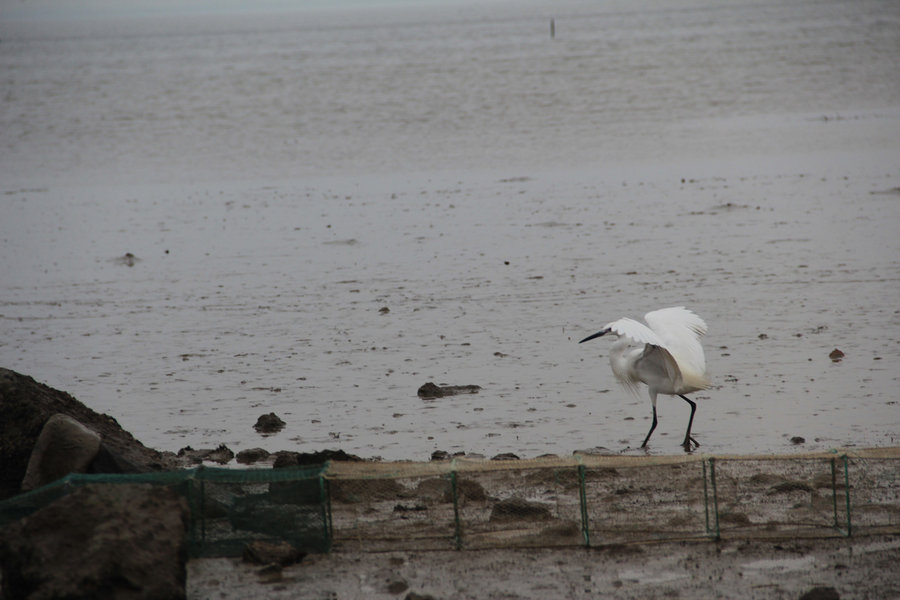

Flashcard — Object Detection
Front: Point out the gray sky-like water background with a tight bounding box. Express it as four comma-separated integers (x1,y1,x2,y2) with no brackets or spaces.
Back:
1,0,899,459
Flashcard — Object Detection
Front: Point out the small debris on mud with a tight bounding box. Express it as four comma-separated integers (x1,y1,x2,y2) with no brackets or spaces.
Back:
114,252,138,267
417,382,481,399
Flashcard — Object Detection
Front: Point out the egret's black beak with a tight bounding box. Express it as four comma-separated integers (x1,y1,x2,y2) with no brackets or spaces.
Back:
579,329,609,344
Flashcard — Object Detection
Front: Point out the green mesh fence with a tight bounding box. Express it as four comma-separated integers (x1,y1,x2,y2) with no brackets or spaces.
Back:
0,465,330,557
325,449,900,551
1,449,898,557
703,456,850,539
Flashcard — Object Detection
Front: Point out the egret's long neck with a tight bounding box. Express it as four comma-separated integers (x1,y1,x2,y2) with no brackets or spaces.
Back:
608,337,636,382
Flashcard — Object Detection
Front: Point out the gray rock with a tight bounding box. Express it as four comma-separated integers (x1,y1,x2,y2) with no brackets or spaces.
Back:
236,447,271,465
254,413,286,434
0,483,189,600
21,413,101,491
417,382,481,399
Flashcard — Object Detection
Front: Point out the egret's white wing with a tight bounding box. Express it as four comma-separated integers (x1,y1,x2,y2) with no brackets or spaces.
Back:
644,307,709,390
635,344,682,391
645,307,708,338
603,317,666,347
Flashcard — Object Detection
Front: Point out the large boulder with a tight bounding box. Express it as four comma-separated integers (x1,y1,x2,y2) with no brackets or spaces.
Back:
0,369,179,499
21,414,102,491
0,483,189,600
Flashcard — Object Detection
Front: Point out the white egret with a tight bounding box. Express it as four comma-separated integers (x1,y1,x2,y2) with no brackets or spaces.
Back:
579,306,709,450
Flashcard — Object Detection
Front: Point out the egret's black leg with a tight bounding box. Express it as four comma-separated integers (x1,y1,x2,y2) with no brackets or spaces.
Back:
679,394,699,449
641,405,658,448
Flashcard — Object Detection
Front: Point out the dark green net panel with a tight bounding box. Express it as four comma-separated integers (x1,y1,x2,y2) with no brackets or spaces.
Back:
0,465,331,557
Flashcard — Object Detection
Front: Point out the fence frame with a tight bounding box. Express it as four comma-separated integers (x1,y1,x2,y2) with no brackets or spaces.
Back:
3,448,897,556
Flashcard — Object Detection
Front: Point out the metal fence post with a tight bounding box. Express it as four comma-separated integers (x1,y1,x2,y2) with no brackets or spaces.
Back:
321,472,333,552
702,458,710,535
830,457,839,531
708,458,720,540
450,469,462,550
578,464,591,548
199,467,207,553
842,454,852,537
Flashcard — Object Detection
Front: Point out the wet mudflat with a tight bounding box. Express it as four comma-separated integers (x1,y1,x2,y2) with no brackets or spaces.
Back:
1,160,898,461
1,0,898,462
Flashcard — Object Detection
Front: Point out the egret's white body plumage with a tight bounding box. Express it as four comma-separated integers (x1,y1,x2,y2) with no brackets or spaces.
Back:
580,306,710,450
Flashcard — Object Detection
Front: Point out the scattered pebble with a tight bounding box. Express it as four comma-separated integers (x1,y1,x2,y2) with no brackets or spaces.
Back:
254,413,286,434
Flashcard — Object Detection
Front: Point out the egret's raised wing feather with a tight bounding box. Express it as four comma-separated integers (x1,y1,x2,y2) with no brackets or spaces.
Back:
644,307,708,338
603,317,665,347
643,307,709,390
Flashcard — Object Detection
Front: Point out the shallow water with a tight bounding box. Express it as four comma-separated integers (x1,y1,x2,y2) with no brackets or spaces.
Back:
1,0,899,460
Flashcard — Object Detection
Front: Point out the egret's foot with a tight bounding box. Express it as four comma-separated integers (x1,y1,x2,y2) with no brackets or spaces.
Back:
681,436,699,452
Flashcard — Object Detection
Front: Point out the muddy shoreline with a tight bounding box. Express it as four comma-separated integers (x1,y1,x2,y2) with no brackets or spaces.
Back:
188,537,900,600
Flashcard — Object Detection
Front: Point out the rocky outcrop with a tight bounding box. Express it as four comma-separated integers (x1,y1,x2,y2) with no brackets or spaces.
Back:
0,483,189,599
0,368,179,500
